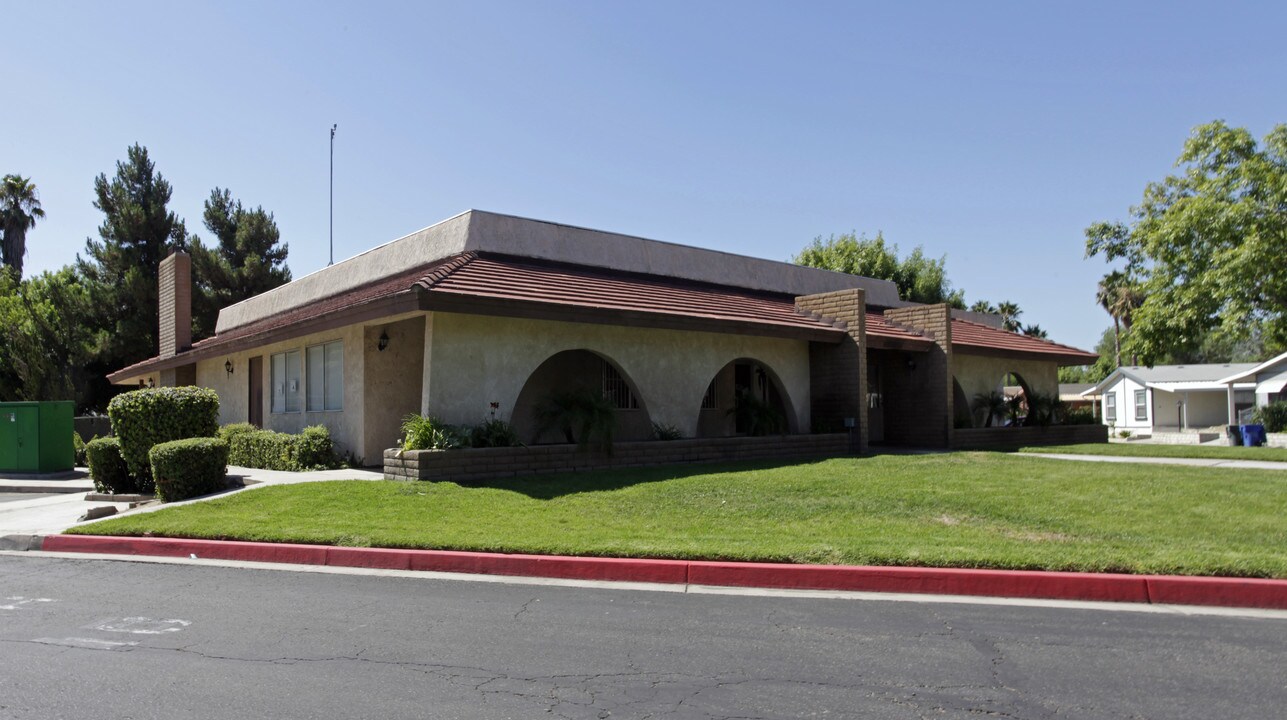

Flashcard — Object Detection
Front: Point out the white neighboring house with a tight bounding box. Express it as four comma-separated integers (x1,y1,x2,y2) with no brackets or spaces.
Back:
1082,364,1258,435
1216,351,1287,419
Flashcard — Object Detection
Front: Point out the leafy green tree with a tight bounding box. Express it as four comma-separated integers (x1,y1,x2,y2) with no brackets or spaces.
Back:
190,188,291,338
76,144,188,409
0,267,97,405
0,175,46,278
1086,120,1287,365
1058,328,1119,384
795,232,965,307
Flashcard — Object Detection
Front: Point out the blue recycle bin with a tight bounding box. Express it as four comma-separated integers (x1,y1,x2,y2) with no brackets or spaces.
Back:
1239,424,1266,447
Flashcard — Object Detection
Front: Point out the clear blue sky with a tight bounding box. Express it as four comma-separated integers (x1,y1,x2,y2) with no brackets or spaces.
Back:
5,1,1285,351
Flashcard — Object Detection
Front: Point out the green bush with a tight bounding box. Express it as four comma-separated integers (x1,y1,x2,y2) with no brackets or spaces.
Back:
1062,407,1098,425
652,422,683,441
85,437,134,494
296,426,338,469
469,418,520,448
150,437,229,502
73,432,91,467
226,425,339,471
533,388,617,451
217,422,258,442
1253,402,1287,433
401,414,469,450
108,387,220,485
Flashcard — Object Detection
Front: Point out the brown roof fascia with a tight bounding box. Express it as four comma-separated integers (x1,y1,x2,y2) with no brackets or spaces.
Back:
107,290,424,384
952,344,1100,367
419,291,847,343
867,335,934,352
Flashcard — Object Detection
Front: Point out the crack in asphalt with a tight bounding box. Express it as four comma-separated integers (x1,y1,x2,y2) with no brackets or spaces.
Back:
513,596,538,621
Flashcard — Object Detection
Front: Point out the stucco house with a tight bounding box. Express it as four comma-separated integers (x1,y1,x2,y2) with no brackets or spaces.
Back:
110,210,1098,463
1082,364,1258,437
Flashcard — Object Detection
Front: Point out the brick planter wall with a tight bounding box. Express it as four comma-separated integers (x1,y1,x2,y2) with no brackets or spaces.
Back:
950,424,1108,451
384,434,852,482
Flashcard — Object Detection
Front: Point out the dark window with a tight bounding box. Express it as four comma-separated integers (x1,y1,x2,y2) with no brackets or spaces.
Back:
701,380,719,410
601,361,638,410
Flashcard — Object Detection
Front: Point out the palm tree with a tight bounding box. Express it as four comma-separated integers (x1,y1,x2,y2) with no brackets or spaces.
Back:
0,175,45,278
971,391,1008,428
1096,271,1145,367
969,300,997,314
996,301,1022,332
1021,324,1048,339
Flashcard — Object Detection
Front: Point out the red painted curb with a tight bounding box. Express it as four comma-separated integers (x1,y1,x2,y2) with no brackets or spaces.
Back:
405,549,690,584
1144,575,1287,609
41,535,1287,610
687,562,1152,603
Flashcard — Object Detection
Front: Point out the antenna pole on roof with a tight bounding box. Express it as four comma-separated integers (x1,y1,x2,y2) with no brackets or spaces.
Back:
329,123,337,266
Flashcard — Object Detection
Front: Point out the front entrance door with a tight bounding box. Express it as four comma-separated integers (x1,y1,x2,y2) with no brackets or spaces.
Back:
248,356,264,428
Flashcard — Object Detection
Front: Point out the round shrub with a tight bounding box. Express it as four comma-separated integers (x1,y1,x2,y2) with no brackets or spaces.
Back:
149,437,229,503
217,422,258,442
108,387,220,485
296,425,339,469
85,437,134,494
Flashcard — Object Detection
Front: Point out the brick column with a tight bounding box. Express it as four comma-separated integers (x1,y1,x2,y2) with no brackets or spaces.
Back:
882,304,953,448
158,251,192,358
795,289,868,453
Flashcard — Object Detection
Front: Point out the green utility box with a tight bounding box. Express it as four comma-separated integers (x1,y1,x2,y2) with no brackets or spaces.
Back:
0,401,75,474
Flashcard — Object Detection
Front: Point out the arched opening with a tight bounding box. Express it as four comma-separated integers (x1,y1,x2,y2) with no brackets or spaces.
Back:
511,349,653,444
695,358,797,437
970,371,1034,427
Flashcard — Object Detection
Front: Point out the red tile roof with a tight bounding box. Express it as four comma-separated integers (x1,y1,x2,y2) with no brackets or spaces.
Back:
109,252,846,381
422,254,843,334
950,318,1099,363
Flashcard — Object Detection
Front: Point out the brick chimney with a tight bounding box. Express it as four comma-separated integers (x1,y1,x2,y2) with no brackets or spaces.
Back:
158,251,192,358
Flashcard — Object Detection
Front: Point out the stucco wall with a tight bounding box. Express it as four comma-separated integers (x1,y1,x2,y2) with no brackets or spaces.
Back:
195,323,367,458
425,312,812,438
952,352,1058,426
363,316,426,460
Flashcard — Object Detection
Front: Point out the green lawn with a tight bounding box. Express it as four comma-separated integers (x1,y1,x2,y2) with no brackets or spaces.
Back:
70,453,1287,577
1019,442,1287,463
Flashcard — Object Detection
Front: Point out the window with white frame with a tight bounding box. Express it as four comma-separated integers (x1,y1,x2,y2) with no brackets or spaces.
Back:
306,340,344,412
271,350,302,414
1105,393,1116,422
1134,389,1147,421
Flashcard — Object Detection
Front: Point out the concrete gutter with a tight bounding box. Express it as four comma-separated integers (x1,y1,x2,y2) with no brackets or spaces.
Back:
22,535,1287,611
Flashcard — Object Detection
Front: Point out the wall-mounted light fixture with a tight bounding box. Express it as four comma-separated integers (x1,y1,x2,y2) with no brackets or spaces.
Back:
147,378,156,388
905,358,917,372
377,330,390,352
225,359,234,375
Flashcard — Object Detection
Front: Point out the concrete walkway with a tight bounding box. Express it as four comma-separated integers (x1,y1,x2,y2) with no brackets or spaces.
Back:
1028,453,1287,471
0,465,384,537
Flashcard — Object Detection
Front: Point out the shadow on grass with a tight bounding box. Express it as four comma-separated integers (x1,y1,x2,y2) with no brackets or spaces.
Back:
453,456,861,500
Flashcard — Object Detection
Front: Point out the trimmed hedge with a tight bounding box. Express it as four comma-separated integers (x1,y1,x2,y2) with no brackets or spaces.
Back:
85,437,133,494
108,387,220,486
226,425,338,471
150,437,229,503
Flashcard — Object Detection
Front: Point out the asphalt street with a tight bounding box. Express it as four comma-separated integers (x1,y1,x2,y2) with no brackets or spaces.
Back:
1,554,1283,720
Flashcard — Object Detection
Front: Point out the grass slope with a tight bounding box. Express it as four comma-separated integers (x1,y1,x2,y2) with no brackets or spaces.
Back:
72,453,1287,577
1020,443,1287,462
